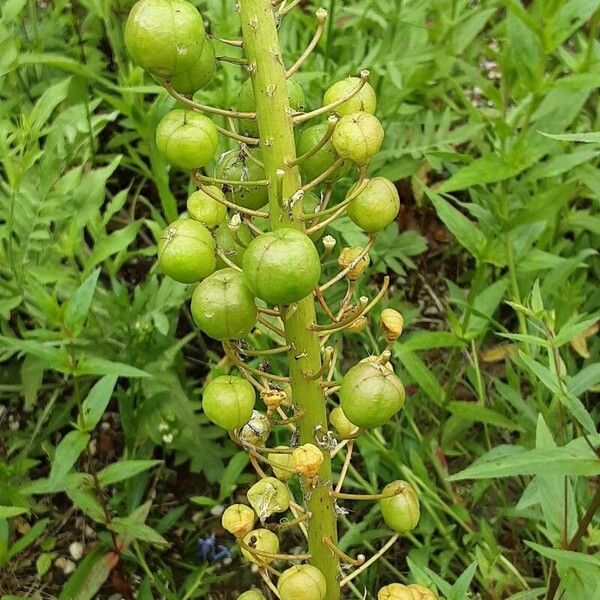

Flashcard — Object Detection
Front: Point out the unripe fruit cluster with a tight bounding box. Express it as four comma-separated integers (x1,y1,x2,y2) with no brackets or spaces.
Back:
125,2,421,596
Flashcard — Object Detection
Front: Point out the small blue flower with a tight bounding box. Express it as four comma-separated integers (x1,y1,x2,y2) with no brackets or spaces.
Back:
198,533,232,562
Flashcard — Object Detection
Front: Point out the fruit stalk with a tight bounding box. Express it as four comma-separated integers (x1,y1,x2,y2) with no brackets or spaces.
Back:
238,1,341,597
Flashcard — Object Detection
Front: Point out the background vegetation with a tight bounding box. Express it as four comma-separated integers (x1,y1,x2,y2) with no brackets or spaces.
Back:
0,0,598,599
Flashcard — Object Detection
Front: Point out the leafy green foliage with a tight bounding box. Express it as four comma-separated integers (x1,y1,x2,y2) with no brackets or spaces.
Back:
0,0,598,599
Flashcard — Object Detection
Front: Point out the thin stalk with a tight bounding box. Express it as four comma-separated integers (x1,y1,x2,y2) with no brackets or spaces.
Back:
286,9,327,78
238,1,341,597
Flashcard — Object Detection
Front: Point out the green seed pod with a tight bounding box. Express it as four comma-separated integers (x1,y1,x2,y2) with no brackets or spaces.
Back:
187,186,227,229
267,446,296,481
169,37,216,95
277,565,327,600
378,583,437,600
329,406,360,439
301,191,326,241
236,77,305,136
125,0,205,78
379,480,420,534
348,177,400,232
158,218,216,283
215,150,268,210
296,122,348,183
156,109,219,170
239,410,271,446
191,268,257,341
339,360,405,428
247,477,290,521
221,503,256,538
214,221,252,268
242,228,321,305
238,591,267,600
201,375,256,430
241,528,279,564
332,112,384,165
323,77,376,116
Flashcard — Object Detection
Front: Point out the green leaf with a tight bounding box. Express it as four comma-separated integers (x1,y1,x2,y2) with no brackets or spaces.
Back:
87,222,141,269
568,364,600,397
66,488,106,524
75,357,150,378
394,345,445,406
401,331,465,351
447,401,524,432
0,506,29,519
63,269,100,337
517,352,559,394
427,190,486,258
437,154,522,193
525,541,600,569
29,77,71,134
97,460,162,487
48,430,90,485
58,545,119,600
20,355,44,409
540,131,600,144
448,440,600,480
108,518,168,548
218,452,249,501
7,519,48,560
36,552,53,578
81,375,118,431
448,561,478,600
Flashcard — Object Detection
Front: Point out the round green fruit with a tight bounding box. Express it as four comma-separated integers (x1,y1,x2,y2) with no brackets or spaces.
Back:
202,375,255,431
158,218,215,283
156,109,218,170
191,268,257,341
323,77,376,116
329,406,360,439
278,565,326,600
215,150,268,210
339,360,405,428
221,503,256,538
241,528,279,564
125,0,205,78
296,122,348,183
238,591,267,600
301,191,325,241
332,112,384,165
267,447,296,481
379,480,420,534
242,228,321,305
348,177,400,232
247,477,290,520
236,77,305,136
169,37,216,95
187,186,227,229
214,221,253,268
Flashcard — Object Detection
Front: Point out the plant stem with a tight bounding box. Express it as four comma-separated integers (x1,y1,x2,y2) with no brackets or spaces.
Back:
238,1,340,597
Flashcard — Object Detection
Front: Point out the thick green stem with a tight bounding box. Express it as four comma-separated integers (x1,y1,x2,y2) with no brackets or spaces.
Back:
238,1,341,598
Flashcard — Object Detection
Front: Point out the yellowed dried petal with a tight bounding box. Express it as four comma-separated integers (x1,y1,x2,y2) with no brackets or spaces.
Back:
261,388,287,411
570,322,599,358
480,343,518,363
292,443,324,478
347,315,368,333
338,247,370,280
380,308,404,341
